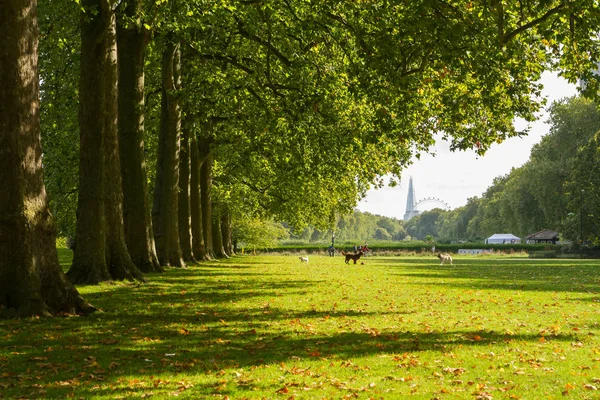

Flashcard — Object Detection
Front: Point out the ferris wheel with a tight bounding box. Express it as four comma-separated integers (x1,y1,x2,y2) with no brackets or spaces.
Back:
414,197,451,211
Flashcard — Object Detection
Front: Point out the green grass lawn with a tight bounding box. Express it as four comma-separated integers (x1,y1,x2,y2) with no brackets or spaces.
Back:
2,252,600,399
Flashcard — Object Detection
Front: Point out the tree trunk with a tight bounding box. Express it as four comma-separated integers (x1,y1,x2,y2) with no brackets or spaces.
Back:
68,0,112,284
152,38,185,268
199,143,215,259
0,0,94,317
190,132,208,261
212,204,228,258
103,5,144,282
116,0,162,273
68,0,144,284
178,113,195,262
221,208,234,256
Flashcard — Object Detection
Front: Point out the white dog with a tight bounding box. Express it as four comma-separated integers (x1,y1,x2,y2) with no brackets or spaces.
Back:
437,253,453,265
299,256,309,263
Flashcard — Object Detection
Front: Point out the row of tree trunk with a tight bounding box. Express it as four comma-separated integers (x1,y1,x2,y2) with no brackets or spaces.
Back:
1,0,94,316
0,0,234,317
67,0,235,285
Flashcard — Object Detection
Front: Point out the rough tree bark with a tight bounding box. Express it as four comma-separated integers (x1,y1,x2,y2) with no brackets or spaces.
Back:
199,142,215,259
190,132,208,261
152,38,185,268
68,0,144,284
178,114,195,262
0,0,94,317
212,204,228,258
221,208,234,256
116,0,162,273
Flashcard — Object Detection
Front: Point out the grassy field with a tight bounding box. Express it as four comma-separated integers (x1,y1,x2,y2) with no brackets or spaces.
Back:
1,251,600,399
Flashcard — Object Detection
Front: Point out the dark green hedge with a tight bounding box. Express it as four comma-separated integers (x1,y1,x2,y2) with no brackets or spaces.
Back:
267,242,563,254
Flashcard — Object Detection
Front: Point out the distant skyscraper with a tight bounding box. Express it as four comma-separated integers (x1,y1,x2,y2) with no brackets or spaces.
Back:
403,176,421,221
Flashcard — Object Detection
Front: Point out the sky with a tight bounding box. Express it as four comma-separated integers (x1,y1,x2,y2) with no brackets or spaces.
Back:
356,71,579,220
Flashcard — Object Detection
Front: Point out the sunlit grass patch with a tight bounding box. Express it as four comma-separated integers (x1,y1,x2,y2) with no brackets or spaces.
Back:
2,251,600,398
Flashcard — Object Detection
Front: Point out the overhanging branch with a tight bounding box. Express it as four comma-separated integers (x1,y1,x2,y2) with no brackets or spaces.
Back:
502,4,566,44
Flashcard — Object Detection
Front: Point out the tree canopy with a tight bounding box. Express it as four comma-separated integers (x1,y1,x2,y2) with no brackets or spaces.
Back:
39,0,600,237
5,0,600,316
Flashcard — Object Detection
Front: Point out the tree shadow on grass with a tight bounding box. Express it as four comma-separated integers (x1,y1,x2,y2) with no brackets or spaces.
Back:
374,256,597,266
0,310,593,398
112,279,320,310
3,254,597,398
205,256,295,266
375,258,600,294
1,312,584,399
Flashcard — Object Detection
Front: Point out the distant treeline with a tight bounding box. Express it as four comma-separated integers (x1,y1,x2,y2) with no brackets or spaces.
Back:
409,96,600,245
275,241,560,253
280,97,600,247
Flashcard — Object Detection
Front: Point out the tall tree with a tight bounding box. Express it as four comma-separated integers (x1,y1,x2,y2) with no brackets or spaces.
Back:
178,114,195,262
26,0,600,268
189,130,208,260
221,208,234,256
566,132,600,242
152,38,185,268
497,167,545,237
68,0,144,283
200,145,214,258
528,98,600,229
0,0,93,317
212,203,228,258
183,0,600,231
117,0,162,273
447,97,600,241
